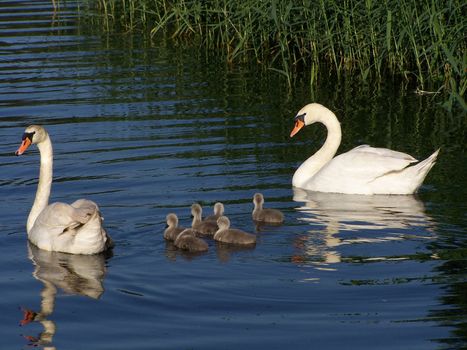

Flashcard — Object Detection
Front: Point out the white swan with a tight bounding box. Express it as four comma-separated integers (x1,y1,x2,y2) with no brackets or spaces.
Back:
15,125,113,254
290,103,439,195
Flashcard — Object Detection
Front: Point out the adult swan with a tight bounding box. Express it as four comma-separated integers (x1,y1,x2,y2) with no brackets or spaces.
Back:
290,103,439,195
15,125,113,254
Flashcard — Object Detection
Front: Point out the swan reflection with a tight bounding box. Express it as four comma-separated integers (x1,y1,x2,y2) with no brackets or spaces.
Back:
292,188,435,267
20,243,109,349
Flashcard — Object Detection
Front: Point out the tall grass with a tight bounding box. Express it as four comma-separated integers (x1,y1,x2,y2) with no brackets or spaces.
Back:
84,0,466,110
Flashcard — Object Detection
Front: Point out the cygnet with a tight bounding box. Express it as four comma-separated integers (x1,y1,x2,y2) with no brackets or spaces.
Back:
214,216,256,245
164,213,185,241
191,203,218,236
174,228,208,252
204,202,225,222
252,193,284,223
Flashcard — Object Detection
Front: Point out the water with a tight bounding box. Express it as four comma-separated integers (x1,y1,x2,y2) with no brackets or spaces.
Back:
0,1,466,349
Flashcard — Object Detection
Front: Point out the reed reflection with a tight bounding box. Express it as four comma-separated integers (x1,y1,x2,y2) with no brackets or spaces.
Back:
20,243,110,349
292,188,435,266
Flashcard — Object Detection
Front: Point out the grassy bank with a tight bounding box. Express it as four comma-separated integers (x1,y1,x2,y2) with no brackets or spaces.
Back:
84,0,466,110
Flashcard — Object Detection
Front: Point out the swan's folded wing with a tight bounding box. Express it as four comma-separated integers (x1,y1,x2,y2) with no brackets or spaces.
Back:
71,199,99,211
35,202,98,235
30,201,109,254
351,145,418,162
71,199,112,249
311,146,419,189
348,146,418,180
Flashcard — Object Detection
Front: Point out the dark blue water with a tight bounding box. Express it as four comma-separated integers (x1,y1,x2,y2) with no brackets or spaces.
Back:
0,1,466,349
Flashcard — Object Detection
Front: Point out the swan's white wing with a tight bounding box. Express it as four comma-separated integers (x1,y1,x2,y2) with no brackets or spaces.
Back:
347,145,418,178
71,199,99,211
29,201,108,254
351,145,418,163
34,202,97,233
304,146,419,194
327,146,416,179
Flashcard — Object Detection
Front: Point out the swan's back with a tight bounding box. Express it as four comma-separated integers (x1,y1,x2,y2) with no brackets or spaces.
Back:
29,201,109,255
303,146,439,195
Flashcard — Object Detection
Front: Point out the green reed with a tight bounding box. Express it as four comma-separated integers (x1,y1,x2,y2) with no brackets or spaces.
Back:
84,0,466,110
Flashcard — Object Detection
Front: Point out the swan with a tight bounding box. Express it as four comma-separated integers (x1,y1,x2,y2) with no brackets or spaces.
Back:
204,202,225,222
214,216,256,245
290,103,439,195
164,213,185,241
252,193,284,223
15,125,113,254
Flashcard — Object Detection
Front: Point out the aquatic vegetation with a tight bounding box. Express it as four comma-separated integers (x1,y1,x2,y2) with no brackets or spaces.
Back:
83,0,466,110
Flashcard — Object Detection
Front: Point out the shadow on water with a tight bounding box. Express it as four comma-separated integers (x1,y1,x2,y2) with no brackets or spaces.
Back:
19,243,111,349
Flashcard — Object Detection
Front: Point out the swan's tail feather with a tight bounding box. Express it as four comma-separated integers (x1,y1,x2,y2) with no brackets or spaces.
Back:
103,228,115,250
417,149,439,173
411,148,439,191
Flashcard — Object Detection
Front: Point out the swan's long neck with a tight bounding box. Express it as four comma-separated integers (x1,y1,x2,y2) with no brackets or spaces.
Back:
292,110,342,188
27,135,53,233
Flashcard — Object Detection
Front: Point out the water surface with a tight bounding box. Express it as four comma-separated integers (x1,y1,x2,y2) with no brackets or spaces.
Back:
0,1,466,349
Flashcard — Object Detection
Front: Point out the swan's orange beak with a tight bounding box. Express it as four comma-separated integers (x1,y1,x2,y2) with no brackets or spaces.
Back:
19,307,37,326
290,119,305,137
15,135,32,156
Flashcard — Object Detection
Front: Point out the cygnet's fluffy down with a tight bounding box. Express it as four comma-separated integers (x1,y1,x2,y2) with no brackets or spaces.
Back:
214,216,256,245
191,203,218,236
204,202,225,222
174,229,208,252
164,213,185,241
252,193,284,223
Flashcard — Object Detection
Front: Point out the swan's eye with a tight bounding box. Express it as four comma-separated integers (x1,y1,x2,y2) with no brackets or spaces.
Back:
22,131,35,142
294,113,305,123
